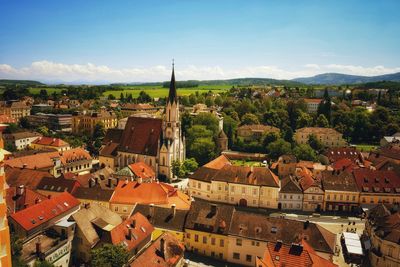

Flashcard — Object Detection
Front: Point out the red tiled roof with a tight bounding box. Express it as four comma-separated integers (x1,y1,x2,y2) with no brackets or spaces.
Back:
304,98,323,104
110,181,191,209
331,158,358,172
353,168,400,194
0,114,16,124
130,232,184,267
118,117,162,156
9,192,80,231
6,187,47,214
325,147,363,164
109,212,154,251
31,136,69,147
128,162,155,180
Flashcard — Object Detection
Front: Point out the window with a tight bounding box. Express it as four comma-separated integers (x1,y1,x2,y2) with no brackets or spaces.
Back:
327,195,330,200
197,183,201,189
114,206,118,211
242,187,245,194
207,185,210,191
203,236,207,244
233,253,240,260
195,235,199,242
186,233,191,239
236,239,242,246
246,255,252,262
220,239,224,247
352,196,356,201
211,237,216,245
253,188,257,195
231,186,235,192
252,199,256,205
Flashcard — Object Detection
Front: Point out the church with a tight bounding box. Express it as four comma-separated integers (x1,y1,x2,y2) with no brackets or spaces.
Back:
99,65,185,181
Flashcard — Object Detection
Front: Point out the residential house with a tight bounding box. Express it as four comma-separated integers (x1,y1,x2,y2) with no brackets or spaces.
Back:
236,124,280,141
304,98,323,113
321,170,359,212
8,191,80,238
256,240,337,267
380,132,400,147
275,154,297,176
30,136,71,151
353,168,400,208
295,167,324,212
0,101,31,120
36,177,81,197
95,212,154,260
278,175,303,210
70,203,122,264
5,185,47,214
189,155,280,209
132,203,189,242
294,127,346,148
109,180,191,219
3,131,41,150
72,186,114,209
365,204,400,267
72,110,117,135
368,142,400,166
227,210,336,266
184,201,234,261
130,232,185,267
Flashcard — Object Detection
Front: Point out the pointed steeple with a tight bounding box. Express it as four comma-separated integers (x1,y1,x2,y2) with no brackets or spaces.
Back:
167,60,177,104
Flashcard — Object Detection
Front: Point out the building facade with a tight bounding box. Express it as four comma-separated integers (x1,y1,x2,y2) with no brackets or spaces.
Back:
294,127,346,148
72,110,117,135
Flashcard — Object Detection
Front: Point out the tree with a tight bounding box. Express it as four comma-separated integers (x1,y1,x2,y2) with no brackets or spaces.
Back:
223,115,238,147
180,95,190,106
188,137,216,166
214,95,223,106
293,144,318,161
183,158,198,174
181,111,193,136
172,160,185,178
241,113,260,125
262,132,279,148
19,117,31,129
266,139,292,159
192,113,219,136
34,260,55,267
308,134,324,153
4,123,20,133
316,114,329,127
91,244,129,267
317,88,332,122
108,94,116,100
137,91,152,103
93,122,106,140
37,126,50,136
297,112,313,128
119,92,125,102
39,89,48,100
205,96,214,107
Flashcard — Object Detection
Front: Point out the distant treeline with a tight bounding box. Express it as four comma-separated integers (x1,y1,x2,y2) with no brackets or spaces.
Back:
162,80,199,88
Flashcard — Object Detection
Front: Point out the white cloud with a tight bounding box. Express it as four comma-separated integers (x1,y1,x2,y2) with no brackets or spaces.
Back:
0,60,399,83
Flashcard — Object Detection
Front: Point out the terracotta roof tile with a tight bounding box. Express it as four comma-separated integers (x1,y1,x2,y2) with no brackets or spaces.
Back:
128,162,155,181
6,186,47,214
9,192,80,231
5,167,53,189
31,136,69,147
353,168,400,194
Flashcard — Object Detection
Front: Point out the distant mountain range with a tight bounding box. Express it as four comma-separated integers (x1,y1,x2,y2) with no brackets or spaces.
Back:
2,72,400,86
292,72,400,85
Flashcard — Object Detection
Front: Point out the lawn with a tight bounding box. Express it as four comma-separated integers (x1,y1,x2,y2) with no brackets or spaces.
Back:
354,144,377,152
230,160,265,167
29,87,63,94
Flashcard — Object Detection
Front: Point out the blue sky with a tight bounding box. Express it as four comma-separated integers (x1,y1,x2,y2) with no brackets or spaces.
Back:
0,0,399,82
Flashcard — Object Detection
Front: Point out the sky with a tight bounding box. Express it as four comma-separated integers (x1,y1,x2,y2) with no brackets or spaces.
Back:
0,0,400,83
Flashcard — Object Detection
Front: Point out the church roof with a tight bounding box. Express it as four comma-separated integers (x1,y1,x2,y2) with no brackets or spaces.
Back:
167,65,178,104
118,117,162,157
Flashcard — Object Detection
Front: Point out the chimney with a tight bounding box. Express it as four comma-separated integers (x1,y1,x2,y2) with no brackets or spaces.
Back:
171,204,176,218
159,238,165,259
22,163,27,169
130,219,136,229
35,238,42,256
275,240,283,251
137,176,143,184
108,178,112,188
126,228,132,240
84,203,91,209
16,185,25,196
210,204,217,215
149,203,155,218
304,220,310,230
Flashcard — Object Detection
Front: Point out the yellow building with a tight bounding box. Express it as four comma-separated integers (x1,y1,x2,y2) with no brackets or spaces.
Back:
132,203,188,242
30,136,71,151
0,101,31,120
189,155,280,209
366,205,400,267
72,110,117,135
0,149,12,266
184,201,234,261
321,170,360,212
236,124,280,141
294,127,346,148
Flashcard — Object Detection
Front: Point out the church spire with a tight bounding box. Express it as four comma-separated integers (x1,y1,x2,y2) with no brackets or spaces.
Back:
167,60,177,104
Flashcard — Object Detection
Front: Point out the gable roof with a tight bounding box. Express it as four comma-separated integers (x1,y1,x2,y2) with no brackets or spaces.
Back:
321,170,358,192
107,212,154,251
118,117,162,156
36,177,80,194
71,203,122,247
280,176,302,194
6,186,47,214
31,136,69,147
128,162,155,180
130,233,184,267
10,192,80,231
353,168,400,194
132,204,188,232
5,167,54,189
72,186,114,202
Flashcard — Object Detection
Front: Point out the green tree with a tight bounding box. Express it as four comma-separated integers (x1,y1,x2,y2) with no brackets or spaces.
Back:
241,113,260,125
172,160,185,178
137,91,152,103
4,123,20,133
214,95,223,106
205,96,214,107
308,134,324,153
180,95,190,106
188,137,216,165
293,144,318,161
192,113,219,136
93,122,106,140
181,111,193,136
119,92,125,102
316,114,329,127
34,260,55,267
223,115,238,147
297,112,313,128
108,94,116,100
37,126,50,136
262,132,279,148
267,139,292,159
39,89,48,100
91,244,129,267
183,158,198,174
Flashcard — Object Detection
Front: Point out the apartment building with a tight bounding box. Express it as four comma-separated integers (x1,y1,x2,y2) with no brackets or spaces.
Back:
236,124,280,141
294,127,346,148
72,110,117,135
0,101,31,120
3,131,41,150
